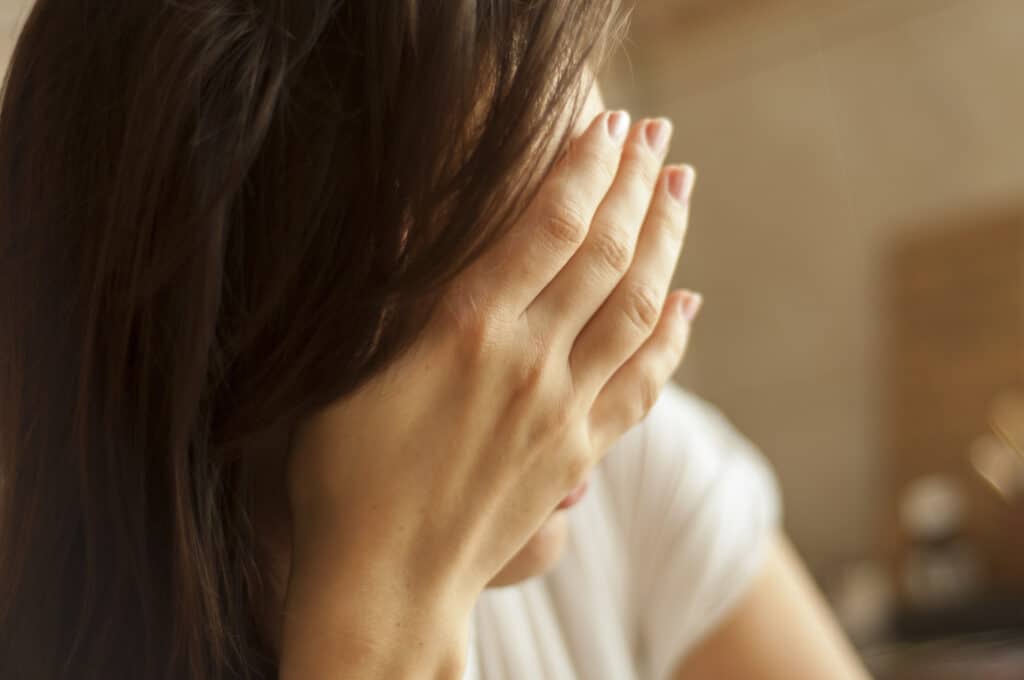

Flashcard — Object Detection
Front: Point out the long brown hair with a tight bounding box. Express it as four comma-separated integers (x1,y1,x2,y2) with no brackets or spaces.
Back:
0,1,625,678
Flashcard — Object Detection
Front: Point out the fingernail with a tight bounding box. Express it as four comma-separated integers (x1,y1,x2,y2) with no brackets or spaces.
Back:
645,118,672,157
607,111,630,143
678,291,703,322
667,165,696,203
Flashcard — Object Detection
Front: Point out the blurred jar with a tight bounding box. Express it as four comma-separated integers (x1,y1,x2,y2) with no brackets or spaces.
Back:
899,475,982,609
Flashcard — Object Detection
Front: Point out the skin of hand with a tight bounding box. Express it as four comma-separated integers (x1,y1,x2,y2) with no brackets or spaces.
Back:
673,533,873,680
278,106,698,677
485,81,674,587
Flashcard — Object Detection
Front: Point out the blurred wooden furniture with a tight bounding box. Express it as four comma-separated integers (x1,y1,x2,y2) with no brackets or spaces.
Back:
881,204,1024,599
867,632,1024,680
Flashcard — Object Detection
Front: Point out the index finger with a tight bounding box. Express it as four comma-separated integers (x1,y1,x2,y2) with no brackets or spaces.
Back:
462,109,631,319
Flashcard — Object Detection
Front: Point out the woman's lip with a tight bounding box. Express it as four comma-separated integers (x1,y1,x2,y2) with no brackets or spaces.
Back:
556,478,589,510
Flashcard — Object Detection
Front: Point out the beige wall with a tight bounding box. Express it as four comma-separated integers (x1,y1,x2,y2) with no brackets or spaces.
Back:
605,0,1024,572
0,1,28,53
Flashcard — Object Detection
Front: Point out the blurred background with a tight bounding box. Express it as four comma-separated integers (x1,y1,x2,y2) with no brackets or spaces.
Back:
601,0,1024,677
4,0,1023,677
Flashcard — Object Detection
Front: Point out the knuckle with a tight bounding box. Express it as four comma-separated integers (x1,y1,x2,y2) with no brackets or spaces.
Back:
563,450,591,489
654,207,687,243
650,185,688,238
621,282,662,334
510,351,548,397
541,197,589,250
523,384,575,449
508,331,562,398
671,308,692,350
589,227,633,274
622,153,660,191
455,312,500,362
546,395,576,432
637,374,661,419
576,145,619,187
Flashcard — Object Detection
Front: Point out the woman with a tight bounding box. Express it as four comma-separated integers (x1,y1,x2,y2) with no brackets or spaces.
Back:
0,1,868,678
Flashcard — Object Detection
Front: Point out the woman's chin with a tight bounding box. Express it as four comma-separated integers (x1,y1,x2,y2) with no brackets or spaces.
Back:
485,510,569,588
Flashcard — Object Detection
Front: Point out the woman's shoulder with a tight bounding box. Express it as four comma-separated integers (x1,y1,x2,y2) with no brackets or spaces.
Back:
587,382,784,679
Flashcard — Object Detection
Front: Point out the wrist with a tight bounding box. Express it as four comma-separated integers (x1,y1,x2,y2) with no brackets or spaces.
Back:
279,548,475,680
288,504,484,615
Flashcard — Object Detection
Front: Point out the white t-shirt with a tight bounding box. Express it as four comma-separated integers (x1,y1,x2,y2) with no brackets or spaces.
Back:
462,381,781,680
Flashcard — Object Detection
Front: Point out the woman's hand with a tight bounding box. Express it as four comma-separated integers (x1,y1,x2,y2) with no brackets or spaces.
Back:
280,110,697,677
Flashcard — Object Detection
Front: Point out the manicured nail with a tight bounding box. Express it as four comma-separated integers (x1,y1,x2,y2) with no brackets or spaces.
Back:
678,291,703,322
667,165,696,204
645,118,672,157
607,111,630,143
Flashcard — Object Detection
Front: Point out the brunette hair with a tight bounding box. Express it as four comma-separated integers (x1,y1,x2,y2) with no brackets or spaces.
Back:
0,1,625,678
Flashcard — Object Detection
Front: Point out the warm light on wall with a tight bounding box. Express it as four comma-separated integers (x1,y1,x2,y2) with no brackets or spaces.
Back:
972,391,1024,503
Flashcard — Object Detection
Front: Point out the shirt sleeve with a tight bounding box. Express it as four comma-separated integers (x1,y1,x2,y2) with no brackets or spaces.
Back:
598,381,782,680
